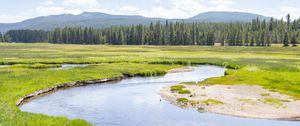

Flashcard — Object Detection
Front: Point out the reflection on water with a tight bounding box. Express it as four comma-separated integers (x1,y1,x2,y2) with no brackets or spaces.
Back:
20,66,299,126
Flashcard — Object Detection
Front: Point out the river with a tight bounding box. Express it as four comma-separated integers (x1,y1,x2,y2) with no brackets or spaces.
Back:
20,65,299,126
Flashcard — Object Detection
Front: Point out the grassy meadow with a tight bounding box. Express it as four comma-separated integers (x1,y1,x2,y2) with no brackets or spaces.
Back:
0,43,300,126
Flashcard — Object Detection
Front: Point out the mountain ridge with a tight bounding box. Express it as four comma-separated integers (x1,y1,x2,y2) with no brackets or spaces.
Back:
0,11,272,32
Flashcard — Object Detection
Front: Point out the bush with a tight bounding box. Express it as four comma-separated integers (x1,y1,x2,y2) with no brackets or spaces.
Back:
170,85,186,92
178,90,191,94
176,98,189,103
202,99,224,105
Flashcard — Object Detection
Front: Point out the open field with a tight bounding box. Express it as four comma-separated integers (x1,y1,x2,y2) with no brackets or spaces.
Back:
0,43,300,125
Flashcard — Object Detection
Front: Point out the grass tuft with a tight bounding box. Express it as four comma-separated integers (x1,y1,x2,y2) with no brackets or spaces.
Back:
202,99,224,105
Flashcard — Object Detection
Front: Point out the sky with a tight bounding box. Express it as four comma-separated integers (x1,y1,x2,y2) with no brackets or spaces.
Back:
1,0,300,23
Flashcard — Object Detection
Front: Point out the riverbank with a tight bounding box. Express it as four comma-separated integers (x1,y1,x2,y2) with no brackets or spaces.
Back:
17,66,191,106
16,76,123,106
0,63,178,126
160,84,300,121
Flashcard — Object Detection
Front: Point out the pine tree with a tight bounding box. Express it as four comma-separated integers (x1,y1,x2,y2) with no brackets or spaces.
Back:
291,33,298,47
287,14,291,28
283,32,289,47
245,32,250,46
0,32,3,42
5,15,300,46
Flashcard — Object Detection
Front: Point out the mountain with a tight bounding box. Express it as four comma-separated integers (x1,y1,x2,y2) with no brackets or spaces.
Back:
0,11,271,32
0,12,164,32
189,11,271,22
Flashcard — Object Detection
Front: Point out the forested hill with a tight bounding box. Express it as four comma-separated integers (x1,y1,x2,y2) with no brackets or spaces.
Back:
189,11,271,22
1,14,299,47
0,11,270,32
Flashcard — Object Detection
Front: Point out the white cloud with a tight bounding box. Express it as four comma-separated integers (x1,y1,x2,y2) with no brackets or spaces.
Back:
120,6,140,12
34,0,108,16
35,6,82,15
137,0,205,19
280,6,300,19
0,14,29,23
42,0,54,6
263,6,300,20
138,0,240,19
209,0,236,6
2,0,299,23
139,6,188,18
63,0,99,7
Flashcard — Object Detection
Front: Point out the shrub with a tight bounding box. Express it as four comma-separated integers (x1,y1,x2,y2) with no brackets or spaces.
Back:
170,85,186,92
176,98,189,103
178,90,191,94
202,99,224,105
261,93,270,97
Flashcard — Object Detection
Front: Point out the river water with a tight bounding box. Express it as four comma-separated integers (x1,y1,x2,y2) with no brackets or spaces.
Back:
20,65,299,126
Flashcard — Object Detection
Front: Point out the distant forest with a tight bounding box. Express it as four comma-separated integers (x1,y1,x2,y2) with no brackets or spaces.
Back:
0,14,299,46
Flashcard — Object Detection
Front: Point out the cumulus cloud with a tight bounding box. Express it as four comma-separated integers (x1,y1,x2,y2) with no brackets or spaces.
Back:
0,14,30,23
209,0,236,6
263,6,300,20
42,0,54,6
34,0,108,16
138,0,240,19
36,6,82,15
1,0,299,23
280,6,300,15
62,0,99,6
120,5,140,12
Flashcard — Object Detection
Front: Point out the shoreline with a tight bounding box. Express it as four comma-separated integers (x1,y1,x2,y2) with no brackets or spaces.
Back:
16,66,189,106
16,76,124,106
160,84,300,121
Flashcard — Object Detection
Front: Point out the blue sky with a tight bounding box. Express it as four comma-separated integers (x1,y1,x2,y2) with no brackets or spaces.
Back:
1,0,300,23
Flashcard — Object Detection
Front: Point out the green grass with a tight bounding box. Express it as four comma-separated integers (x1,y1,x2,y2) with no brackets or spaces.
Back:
11,63,61,69
180,82,197,85
202,99,224,105
261,93,271,97
259,98,285,108
0,43,300,125
0,63,179,126
170,85,191,94
170,85,186,92
176,98,189,104
178,90,191,94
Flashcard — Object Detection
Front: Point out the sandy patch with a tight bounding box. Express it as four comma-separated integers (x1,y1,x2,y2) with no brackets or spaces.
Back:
160,84,300,120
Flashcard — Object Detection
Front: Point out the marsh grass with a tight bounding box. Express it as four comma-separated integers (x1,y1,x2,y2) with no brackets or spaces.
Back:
0,63,179,126
1,43,300,125
202,99,224,105
11,63,61,69
259,98,285,108
180,82,197,85
261,93,271,97
170,85,191,94
176,98,189,104
178,90,191,94
170,85,186,92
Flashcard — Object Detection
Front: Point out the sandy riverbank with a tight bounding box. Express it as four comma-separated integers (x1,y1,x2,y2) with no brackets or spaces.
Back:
160,84,300,121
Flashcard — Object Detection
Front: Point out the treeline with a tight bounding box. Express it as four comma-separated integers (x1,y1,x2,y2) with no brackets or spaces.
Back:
2,14,300,46
0,32,12,42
